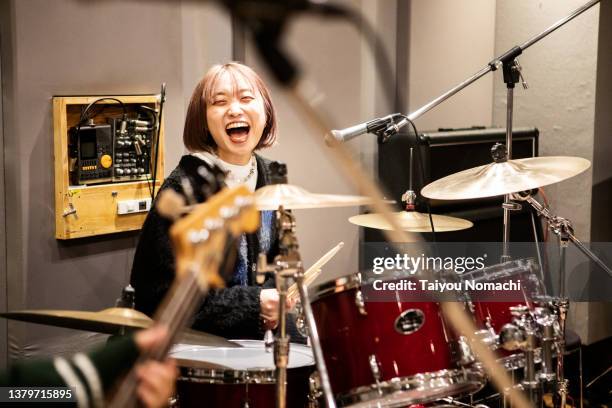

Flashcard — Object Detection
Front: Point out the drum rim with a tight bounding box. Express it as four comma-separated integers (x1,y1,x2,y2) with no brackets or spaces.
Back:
336,368,485,407
173,339,314,384
309,273,362,303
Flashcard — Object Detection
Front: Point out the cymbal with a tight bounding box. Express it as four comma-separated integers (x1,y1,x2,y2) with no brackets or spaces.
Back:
1,308,239,348
255,184,390,210
349,211,473,232
420,156,591,200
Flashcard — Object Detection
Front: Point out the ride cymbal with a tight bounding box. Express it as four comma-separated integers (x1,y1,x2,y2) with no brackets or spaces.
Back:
349,211,473,232
420,156,591,200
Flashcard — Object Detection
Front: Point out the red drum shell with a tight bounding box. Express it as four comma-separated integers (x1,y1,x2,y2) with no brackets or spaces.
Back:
310,274,456,397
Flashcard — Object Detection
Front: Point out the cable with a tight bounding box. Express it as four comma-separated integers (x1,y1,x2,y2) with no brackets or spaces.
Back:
150,83,166,202
399,114,437,242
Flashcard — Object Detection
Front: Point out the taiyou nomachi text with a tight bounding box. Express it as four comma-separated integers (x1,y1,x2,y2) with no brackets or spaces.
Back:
372,279,522,292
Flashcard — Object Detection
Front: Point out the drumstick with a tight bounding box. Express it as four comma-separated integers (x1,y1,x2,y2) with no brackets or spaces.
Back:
287,242,344,302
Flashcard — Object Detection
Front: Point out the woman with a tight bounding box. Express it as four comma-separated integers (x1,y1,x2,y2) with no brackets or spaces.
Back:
131,62,293,340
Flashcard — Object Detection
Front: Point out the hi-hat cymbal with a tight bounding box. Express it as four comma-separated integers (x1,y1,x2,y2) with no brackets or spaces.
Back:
349,211,473,232
1,308,239,348
421,156,591,200
255,184,390,210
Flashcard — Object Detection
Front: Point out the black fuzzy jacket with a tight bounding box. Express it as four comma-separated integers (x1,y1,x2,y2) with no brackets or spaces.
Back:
130,154,281,340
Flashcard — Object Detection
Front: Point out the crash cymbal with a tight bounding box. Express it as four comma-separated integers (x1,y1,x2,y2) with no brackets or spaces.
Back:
255,183,390,210
1,308,239,348
349,211,473,232
421,156,591,200
1,308,151,333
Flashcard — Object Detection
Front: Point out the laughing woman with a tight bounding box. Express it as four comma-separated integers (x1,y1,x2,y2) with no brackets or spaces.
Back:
130,62,292,340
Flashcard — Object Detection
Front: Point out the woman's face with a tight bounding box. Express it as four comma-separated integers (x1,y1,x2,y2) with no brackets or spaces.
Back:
206,71,267,165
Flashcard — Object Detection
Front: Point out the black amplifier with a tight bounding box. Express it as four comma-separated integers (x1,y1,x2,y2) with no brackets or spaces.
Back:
378,126,539,212
370,126,542,242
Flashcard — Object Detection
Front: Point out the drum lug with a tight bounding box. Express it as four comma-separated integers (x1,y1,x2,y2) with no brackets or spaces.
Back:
308,371,322,407
368,354,383,394
355,289,367,315
454,336,476,366
294,302,309,337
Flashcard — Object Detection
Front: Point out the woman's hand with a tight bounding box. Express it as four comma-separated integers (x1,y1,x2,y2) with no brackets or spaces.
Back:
259,289,296,330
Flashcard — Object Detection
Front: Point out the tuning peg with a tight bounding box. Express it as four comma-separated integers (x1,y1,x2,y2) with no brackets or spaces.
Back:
219,205,239,220
180,176,197,205
156,189,187,220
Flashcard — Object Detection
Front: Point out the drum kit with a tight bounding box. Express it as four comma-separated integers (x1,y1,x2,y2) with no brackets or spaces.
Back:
4,2,611,407
3,148,610,408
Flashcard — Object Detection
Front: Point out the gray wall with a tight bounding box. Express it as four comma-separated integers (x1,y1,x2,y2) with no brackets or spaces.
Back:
246,0,376,281
0,0,232,360
407,0,497,129
588,0,612,344
0,2,7,369
493,0,607,344
493,0,599,241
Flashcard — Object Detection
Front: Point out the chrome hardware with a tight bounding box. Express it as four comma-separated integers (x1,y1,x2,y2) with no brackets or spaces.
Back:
499,323,526,351
455,336,476,366
368,354,383,395
308,372,322,408
514,59,529,90
394,309,425,335
355,289,367,315
264,329,274,353
62,203,77,217
294,302,309,337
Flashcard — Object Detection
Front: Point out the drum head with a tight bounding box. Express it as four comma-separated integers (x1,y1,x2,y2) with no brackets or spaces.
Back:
171,339,314,371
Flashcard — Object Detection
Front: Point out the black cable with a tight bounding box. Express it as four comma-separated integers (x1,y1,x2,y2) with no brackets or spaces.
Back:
399,114,437,242
137,105,159,198
77,97,127,127
150,84,166,202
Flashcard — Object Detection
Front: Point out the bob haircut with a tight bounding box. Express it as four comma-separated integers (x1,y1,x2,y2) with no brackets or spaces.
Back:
183,62,278,153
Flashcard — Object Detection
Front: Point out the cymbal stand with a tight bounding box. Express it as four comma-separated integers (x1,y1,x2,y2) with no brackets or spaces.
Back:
515,193,612,407
258,205,336,408
499,57,528,262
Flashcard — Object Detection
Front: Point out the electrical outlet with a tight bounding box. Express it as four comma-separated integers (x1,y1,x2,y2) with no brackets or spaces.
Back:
117,198,152,215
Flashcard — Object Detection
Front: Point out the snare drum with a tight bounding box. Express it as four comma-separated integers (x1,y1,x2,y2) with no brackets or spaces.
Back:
310,273,484,407
171,340,314,408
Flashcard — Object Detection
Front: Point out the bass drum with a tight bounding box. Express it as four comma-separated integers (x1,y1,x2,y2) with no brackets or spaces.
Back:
310,273,484,407
170,340,314,408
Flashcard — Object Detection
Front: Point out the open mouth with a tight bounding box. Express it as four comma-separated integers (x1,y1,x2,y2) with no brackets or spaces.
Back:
225,121,250,143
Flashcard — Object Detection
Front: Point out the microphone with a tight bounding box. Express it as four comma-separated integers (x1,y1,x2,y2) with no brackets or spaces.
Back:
326,113,400,144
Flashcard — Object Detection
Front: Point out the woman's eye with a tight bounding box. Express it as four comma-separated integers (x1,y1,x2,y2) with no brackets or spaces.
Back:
212,100,226,105
241,96,254,102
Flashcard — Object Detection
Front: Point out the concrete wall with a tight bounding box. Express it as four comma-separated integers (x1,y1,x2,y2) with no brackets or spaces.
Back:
0,0,233,360
493,0,599,241
0,4,7,368
588,0,612,344
245,0,374,282
407,0,497,129
493,0,602,344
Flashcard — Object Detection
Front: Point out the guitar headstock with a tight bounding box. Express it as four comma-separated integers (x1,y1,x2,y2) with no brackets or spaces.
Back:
169,186,259,290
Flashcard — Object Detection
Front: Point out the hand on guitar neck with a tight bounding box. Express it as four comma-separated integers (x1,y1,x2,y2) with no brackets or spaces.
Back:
133,326,178,408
